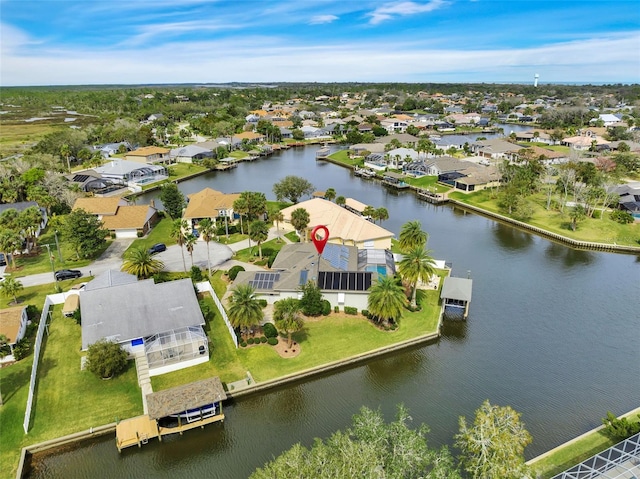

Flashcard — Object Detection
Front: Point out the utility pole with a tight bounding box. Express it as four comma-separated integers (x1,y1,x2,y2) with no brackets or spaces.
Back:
54,230,62,262
43,244,56,280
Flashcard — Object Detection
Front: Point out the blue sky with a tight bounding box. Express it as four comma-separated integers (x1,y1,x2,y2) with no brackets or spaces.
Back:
1,0,639,86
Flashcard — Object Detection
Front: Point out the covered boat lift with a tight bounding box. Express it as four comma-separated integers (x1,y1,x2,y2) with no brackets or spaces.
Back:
440,276,473,319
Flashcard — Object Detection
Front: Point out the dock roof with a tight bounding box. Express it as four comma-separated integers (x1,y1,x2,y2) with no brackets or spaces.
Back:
146,377,227,419
440,276,473,302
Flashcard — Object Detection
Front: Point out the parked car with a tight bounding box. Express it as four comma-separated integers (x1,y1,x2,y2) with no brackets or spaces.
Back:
148,243,167,255
0,253,7,266
55,269,82,281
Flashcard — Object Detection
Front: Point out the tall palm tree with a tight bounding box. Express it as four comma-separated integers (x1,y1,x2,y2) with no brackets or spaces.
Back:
170,218,189,273
374,207,389,224
398,220,428,252
367,276,406,325
0,277,23,305
198,218,215,276
184,233,197,268
233,196,249,234
0,230,21,270
249,220,269,260
60,144,71,173
269,207,284,241
362,205,375,221
122,248,164,279
336,196,346,207
227,284,264,336
290,207,310,242
398,247,436,309
324,188,336,202
273,298,304,348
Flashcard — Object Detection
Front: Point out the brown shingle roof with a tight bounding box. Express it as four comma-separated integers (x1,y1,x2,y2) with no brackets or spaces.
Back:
73,197,126,215
0,306,26,344
127,146,169,156
101,205,156,230
233,131,265,140
183,188,240,219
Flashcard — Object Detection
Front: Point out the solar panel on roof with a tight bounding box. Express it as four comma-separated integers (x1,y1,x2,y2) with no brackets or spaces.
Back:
73,174,90,182
317,272,372,291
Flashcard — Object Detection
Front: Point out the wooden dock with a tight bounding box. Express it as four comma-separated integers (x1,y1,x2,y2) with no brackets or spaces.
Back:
116,415,159,451
417,189,448,204
315,147,330,160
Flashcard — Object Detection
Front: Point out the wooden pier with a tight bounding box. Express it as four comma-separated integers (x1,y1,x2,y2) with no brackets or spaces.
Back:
417,189,448,204
381,172,410,189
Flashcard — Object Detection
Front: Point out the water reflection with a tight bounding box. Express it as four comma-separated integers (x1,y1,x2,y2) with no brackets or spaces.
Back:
365,347,426,390
492,222,534,251
544,242,596,267
440,319,469,343
267,386,308,422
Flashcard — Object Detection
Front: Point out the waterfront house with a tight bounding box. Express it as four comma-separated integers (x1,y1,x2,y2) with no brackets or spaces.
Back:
93,158,168,186
182,187,240,233
170,145,213,163
126,146,171,165
81,277,209,377
470,139,522,161
233,242,395,309
280,198,394,249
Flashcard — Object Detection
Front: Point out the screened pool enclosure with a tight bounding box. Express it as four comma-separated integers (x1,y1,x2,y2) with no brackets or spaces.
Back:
145,326,208,370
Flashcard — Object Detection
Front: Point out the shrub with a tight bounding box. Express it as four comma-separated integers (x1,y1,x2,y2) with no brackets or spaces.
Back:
267,337,278,346
258,299,268,308
267,253,278,268
602,412,640,440
26,305,40,320
260,336,268,343
361,309,370,318
72,308,82,325
136,231,144,238
344,306,358,315
86,339,128,379
300,281,324,316
228,265,245,281
190,265,203,282
199,300,213,321
610,209,634,224
334,305,339,313
321,299,332,316
13,338,30,360
263,323,278,338
240,341,247,347
247,337,255,345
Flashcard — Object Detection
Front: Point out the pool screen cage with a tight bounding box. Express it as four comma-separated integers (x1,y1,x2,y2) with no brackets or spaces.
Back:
145,326,208,369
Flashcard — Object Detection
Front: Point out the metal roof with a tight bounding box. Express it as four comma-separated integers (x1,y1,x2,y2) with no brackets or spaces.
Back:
440,277,473,302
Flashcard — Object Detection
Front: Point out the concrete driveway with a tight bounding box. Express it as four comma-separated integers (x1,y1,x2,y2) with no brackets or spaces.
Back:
154,241,233,273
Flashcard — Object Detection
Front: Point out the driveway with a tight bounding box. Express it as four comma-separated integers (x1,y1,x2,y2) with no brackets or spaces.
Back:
152,240,233,273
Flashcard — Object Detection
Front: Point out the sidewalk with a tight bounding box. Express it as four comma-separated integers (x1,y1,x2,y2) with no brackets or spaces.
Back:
226,226,291,252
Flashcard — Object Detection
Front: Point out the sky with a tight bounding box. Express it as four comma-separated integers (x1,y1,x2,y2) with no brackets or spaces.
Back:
1,0,639,86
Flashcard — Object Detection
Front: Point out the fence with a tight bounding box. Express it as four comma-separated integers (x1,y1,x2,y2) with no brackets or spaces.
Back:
196,281,238,348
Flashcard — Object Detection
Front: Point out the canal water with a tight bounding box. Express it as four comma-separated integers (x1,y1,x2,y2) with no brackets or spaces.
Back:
28,141,640,478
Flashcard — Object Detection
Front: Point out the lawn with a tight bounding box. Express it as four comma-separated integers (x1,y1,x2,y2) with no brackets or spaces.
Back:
404,175,452,193
0,301,142,478
217,233,248,244
327,149,362,167
232,237,287,264
167,162,208,178
449,189,640,246
125,217,176,253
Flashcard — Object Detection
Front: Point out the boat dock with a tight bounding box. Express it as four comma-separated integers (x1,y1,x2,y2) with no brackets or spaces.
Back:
354,168,377,178
381,172,410,189
440,276,473,319
116,377,227,452
416,189,448,204
315,147,330,160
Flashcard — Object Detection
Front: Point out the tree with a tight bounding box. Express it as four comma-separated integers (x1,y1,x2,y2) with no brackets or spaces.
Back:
373,207,389,224
569,204,587,231
0,230,22,270
0,334,10,359
60,143,72,173
398,247,436,309
61,208,109,259
268,205,284,240
18,206,43,252
251,405,461,479
455,400,532,479
299,281,324,316
362,205,375,220
324,188,336,202
336,195,346,207
198,218,215,275
273,298,304,348
86,339,129,379
122,248,164,279
227,284,264,335
273,175,314,203
399,220,428,252
170,218,189,273
249,220,269,259
602,411,640,441
0,277,23,305
184,233,197,267
290,207,310,242
367,275,406,325
159,182,186,219
239,191,267,221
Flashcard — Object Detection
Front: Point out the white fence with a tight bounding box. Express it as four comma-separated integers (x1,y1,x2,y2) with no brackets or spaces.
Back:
196,281,238,348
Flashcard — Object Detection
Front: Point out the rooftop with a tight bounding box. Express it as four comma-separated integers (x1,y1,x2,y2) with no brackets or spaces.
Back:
146,377,227,419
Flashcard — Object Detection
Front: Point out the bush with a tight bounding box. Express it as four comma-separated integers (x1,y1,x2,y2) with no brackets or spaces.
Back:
240,341,247,347
602,412,640,440
300,281,324,316
267,253,278,268
199,300,213,321
361,309,370,318
86,339,128,379
247,337,255,345
260,336,268,343
610,209,634,224
267,337,278,346
263,323,278,338
321,299,332,316
136,231,144,238
258,299,268,308
344,306,358,315
13,338,30,360
26,305,40,320
228,265,245,281
334,305,339,313
190,265,203,282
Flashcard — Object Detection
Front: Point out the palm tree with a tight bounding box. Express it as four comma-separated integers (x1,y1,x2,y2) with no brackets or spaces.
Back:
398,220,428,252
268,206,284,241
398,247,436,309
233,196,249,234
198,218,215,276
0,277,23,305
170,218,189,273
273,298,304,348
324,188,336,202
362,205,375,221
122,248,164,279
60,144,71,173
290,207,310,242
336,196,346,207
249,220,269,260
367,276,406,325
227,284,264,336
374,207,389,224
0,230,21,270
184,233,197,268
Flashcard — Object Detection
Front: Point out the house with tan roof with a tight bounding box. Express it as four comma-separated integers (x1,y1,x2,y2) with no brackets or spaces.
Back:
280,198,394,249
183,188,241,233
126,146,171,165
0,305,28,356
233,131,265,143
73,197,158,238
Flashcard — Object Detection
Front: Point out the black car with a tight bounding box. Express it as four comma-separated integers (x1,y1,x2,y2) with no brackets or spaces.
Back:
55,269,82,281
148,243,167,255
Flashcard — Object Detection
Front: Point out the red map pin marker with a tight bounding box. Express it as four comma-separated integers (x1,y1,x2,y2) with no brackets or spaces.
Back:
311,225,329,255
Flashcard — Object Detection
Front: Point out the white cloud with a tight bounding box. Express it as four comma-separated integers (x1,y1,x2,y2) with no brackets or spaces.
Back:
368,0,447,25
309,14,338,25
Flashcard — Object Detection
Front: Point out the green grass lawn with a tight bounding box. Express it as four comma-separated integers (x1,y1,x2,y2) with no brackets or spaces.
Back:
328,150,362,167
0,303,142,478
217,232,248,244
449,189,640,246
284,231,300,243
232,237,287,264
404,175,452,193
167,163,208,178
126,217,176,253
229,151,249,159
